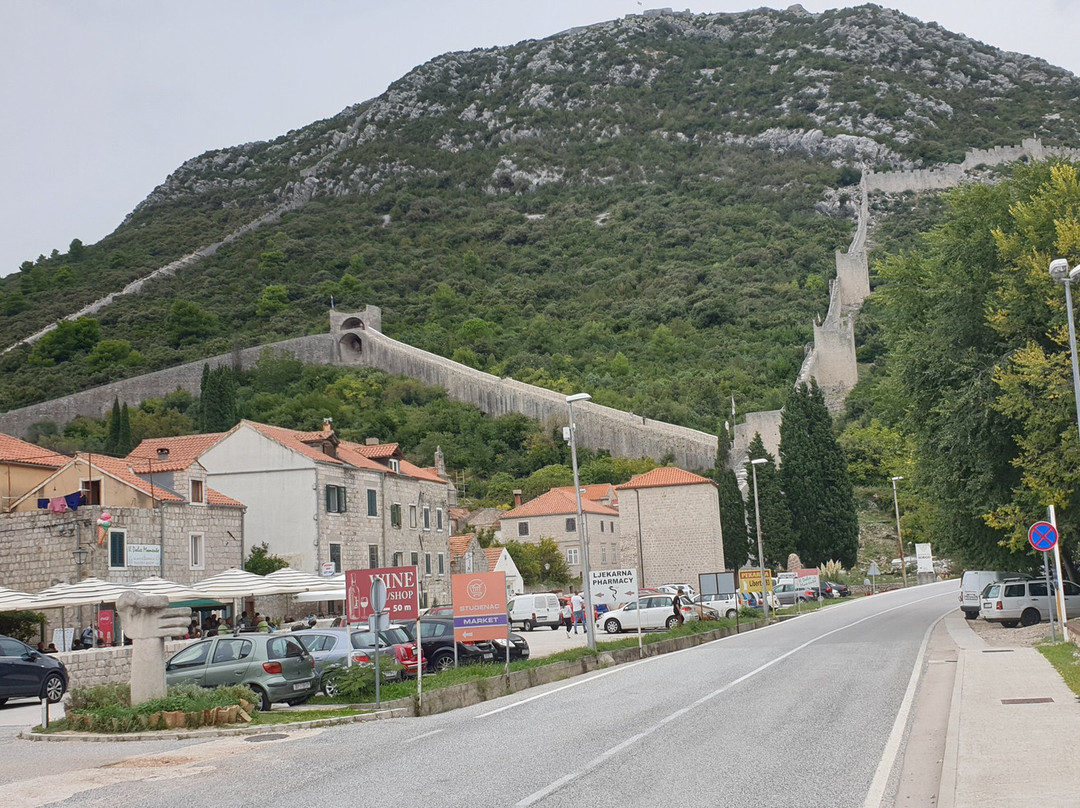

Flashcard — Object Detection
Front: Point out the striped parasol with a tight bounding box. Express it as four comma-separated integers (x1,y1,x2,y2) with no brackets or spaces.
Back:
27,577,134,609
263,567,340,593
129,575,204,602
0,585,38,612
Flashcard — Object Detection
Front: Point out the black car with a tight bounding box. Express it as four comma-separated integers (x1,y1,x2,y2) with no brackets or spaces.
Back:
0,635,68,704
490,631,530,663
824,581,850,597
397,618,502,673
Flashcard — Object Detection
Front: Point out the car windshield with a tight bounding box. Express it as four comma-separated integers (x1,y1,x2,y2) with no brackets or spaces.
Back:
351,631,390,649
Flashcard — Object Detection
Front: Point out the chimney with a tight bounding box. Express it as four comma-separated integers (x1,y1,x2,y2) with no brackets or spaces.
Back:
322,417,333,432
365,437,379,445
156,448,170,460
513,489,522,507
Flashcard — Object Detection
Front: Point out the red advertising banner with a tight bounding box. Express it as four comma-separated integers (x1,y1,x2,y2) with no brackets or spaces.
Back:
346,566,419,623
451,571,508,642
98,610,114,646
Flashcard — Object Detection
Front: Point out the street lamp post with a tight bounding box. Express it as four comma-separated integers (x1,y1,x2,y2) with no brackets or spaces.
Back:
750,458,770,624
566,392,597,651
72,538,89,640
891,476,906,588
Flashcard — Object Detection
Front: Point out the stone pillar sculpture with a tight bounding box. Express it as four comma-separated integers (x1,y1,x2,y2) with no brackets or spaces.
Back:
115,591,192,705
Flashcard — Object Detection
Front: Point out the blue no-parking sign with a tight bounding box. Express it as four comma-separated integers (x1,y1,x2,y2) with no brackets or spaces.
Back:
1028,521,1058,552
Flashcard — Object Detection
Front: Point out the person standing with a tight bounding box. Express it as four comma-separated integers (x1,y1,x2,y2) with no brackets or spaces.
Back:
673,588,686,627
570,591,585,634
561,600,573,635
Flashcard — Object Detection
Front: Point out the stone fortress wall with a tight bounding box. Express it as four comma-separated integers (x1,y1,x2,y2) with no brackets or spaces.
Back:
3,140,1075,476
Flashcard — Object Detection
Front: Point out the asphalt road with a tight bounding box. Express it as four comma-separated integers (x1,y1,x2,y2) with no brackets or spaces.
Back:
0,581,958,808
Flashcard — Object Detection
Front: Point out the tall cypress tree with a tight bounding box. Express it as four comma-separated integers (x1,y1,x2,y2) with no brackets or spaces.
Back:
745,433,797,570
199,365,239,433
717,467,750,570
104,397,121,454
117,403,134,456
779,380,859,567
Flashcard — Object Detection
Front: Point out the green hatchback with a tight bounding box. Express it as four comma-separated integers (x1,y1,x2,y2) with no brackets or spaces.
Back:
166,633,316,711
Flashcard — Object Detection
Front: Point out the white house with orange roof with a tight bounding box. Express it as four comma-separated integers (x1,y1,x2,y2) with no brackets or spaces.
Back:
615,467,724,588
484,546,524,596
2,448,245,602
499,487,621,579
133,419,455,606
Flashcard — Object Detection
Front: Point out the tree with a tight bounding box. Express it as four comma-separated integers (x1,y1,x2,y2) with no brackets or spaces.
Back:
30,318,100,365
166,300,216,347
717,468,750,570
521,464,573,501
198,365,238,433
745,434,797,570
501,538,570,586
117,403,134,456
245,542,288,575
104,398,122,454
779,380,859,568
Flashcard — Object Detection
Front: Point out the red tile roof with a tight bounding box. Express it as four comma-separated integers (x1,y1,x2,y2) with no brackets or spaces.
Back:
79,454,185,503
503,487,619,519
207,488,244,507
0,433,69,468
333,442,392,472
126,434,224,472
352,442,399,459
244,421,346,466
483,547,504,569
449,534,476,559
615,467,715,490
554,483,616,503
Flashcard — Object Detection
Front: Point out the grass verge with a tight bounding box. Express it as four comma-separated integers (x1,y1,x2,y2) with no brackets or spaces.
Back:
1037,641,1080,697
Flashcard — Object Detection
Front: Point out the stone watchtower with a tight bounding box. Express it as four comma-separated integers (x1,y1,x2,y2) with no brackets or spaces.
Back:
330,306,382,366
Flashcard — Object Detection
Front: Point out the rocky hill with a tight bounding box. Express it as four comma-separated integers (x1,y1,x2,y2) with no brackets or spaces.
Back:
2,4,1079,433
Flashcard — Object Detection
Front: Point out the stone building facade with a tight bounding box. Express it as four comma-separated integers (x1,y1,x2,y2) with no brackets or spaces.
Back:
615,467,724,588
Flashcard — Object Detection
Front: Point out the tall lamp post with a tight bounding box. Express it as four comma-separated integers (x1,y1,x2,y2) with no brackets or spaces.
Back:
1048,258,1080,623
750,458,770,624
72,540,89,639
891,476,906,588
566,392,597,651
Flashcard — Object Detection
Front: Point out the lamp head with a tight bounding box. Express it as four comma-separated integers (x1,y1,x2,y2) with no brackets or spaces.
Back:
891,476,903,482
1050,258,1071,282
751,458,767,466
1071,266,1080,283
566,393,591,403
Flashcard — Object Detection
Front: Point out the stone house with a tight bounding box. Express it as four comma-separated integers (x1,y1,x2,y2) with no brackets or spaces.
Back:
615,467,724,588
484,546,524,597
130,419,455,607
448,533,489,576
499,486,621,578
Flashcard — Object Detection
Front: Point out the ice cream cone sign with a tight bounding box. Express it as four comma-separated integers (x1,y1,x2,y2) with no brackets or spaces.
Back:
97,512,112,546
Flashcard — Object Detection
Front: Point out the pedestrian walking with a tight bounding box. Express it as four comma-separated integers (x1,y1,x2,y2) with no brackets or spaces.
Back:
673,588,686,627
571,592,585,634
561,600,573,635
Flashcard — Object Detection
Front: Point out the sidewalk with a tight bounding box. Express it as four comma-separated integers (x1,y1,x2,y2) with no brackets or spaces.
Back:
939,613,1080,807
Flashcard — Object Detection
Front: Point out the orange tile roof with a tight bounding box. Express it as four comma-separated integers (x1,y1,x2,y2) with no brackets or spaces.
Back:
483,547,504,568
333,442,391,472
126,433,225,472
554,483,616,503
0,433,69,468
79,454,184,503
615,467,715,490
245,421,346,466
397,458,446,484
503,487,619,519
352,442,399,459
207,488,244,507
449,534,476,559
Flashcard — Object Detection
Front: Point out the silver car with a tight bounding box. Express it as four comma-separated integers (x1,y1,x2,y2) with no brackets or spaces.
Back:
981,578,1080,627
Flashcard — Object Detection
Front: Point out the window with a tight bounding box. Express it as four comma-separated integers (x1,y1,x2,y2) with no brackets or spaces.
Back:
190,479,205,504
610,521,615,533
611,544,617,563
437,553,445,574
389,458,400,473
81,479,102,506
565,517,576,532
517,522,530,537
600,521,605,533
425,553,432,575
393,552,403,567
601,544,607,563
465,552,473,573
368,545,379,568
423,506,431,530
329,543,341,573
566,547,579,565
409,504,417,528
436,507,443,531
325,485,347,513
366,489,378,517
190,533,204,570
390,503,402,528
410,552,419,567
109,529,126,568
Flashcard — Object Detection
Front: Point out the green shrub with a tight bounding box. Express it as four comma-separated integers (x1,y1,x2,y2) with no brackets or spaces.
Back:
54,683,259,733
322,661,404,700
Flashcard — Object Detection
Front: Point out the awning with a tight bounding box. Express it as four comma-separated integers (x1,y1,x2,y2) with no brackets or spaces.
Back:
170,599,229,608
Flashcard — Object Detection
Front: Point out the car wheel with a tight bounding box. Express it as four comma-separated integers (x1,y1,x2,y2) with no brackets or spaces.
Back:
253,686,272,712
525,620,534,632
963,610,977,620
1020,608,1041,627
665,616,679,629
432,653,455,673
725,609,737,619
41,672,65,704
322,674,340,697
603,618,622,634
1001,621,1019,628
551,624,560,631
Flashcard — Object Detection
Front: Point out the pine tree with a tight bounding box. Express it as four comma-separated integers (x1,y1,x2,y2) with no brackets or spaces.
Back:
745,433,797,570
104,397,121,454
117,403,134,456
198,365,239,433
779,380,859,567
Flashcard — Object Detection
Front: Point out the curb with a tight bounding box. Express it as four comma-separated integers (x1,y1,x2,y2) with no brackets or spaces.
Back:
937,647,964,808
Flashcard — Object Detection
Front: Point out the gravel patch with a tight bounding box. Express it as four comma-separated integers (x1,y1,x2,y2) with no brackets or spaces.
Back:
966,616,1060,647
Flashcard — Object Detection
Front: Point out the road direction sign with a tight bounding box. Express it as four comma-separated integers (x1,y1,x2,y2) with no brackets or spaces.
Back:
1028,521,1058,552
867,562,880,576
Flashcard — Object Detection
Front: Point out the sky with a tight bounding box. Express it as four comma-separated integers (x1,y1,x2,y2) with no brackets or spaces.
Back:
2,1,1079,277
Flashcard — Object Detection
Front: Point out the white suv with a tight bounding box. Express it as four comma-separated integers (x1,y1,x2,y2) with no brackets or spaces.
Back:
981,578,1080,627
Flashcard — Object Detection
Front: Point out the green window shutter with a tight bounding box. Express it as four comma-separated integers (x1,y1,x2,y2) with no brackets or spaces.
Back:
339,486,347,513
325,485,333,512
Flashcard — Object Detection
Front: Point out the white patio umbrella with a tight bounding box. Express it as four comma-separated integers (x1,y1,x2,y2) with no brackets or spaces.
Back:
191,568,298,630
129,575,204,603
27,577,134,609
0,586,37,612
263,567,337,593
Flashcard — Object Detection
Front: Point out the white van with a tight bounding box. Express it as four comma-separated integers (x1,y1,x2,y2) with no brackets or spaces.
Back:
507,593,562,631
959,570,1031,619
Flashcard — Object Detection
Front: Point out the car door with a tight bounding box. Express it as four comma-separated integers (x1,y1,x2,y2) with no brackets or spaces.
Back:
641,596,671,628
165,639,213,687
1058,581,1080,615
203,637,254,688
0,637,41,698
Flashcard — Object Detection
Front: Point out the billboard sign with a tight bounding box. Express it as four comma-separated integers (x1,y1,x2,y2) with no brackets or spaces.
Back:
346,566,418,623
452,571,508,642
915,543,934,573
738,568,773,594
589,568,638,611
794,568,820,590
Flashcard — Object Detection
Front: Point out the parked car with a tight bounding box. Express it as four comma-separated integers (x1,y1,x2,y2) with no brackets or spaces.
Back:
291,626,423,691
507,593,562,631
597,594,699,633
658,583,697,598
740,591,782,611
774,582,817,606
693,593,739,619
424,605,454,618
959,570,1032,619
981,578,1080,627
491,632,530,663
0,635,67,704
165,633,316,711
824,581,850,597
394,617,498,673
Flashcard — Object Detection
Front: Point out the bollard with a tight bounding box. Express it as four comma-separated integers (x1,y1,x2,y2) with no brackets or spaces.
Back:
40,698,49,729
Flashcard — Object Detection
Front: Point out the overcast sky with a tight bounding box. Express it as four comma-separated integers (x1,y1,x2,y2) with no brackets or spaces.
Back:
2,1,1078,277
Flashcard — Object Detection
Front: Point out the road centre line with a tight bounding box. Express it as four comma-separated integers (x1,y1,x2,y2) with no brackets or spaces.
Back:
403,729,443,743
515,590,954,807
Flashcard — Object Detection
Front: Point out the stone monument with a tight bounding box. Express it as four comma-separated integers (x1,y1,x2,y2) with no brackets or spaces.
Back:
115,591,192,705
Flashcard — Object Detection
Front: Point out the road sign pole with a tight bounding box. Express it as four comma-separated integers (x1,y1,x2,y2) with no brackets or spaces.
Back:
1048,506,1069,629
